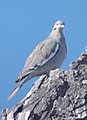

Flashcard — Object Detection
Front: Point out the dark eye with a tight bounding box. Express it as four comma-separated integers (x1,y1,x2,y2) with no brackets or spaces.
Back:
54,28,56,30
56,24,58,25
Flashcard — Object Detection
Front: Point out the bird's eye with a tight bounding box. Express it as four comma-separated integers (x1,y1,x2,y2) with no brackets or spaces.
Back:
54,28,56,30
56,24,58,25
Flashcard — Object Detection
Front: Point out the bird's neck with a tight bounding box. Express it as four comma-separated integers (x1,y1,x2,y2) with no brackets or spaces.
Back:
50,30,64,39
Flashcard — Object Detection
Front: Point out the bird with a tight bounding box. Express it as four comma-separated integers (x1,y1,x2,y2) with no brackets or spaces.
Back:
8,20,67,100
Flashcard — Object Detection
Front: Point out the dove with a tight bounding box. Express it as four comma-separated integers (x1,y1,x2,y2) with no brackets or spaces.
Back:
8,20,67,100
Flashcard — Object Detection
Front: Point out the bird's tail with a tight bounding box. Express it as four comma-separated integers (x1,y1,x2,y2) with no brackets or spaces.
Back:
8,85,20,101
7,80,24,101
8,72,35,100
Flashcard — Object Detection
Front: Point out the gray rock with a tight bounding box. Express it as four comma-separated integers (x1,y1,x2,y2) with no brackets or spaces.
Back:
1,46,87,120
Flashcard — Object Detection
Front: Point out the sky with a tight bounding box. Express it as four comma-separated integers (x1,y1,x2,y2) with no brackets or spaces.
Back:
0,0,87,113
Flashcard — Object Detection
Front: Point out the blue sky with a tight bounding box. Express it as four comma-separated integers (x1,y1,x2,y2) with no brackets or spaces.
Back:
0,0,87,112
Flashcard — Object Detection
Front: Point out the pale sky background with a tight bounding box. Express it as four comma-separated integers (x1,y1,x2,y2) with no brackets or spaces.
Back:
0,0,87,112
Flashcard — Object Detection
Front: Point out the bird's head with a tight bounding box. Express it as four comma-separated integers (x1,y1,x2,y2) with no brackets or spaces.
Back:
52,20,65,32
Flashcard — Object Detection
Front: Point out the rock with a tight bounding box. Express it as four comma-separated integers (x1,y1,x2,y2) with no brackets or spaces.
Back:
1,46,87,120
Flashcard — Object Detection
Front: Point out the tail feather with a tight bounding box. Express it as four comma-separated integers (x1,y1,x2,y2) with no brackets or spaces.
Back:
8,72,35,100
15,74,29,83
8,78,26,100
15,71,33,83
8,85,20,101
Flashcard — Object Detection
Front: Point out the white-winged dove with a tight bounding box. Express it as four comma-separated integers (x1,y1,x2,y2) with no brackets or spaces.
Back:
8,20,67,100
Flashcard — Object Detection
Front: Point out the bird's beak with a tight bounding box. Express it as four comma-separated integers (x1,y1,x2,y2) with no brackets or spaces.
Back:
61,25,65,28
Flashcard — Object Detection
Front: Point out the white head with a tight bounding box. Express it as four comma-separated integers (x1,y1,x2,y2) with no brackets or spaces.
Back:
52,20,65,33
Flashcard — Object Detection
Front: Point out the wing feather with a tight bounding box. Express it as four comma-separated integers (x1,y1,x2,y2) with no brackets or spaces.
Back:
24,39,59,70
17,38,59,81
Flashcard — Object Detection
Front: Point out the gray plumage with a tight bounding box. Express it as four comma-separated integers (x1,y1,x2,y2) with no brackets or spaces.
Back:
8,20,67,100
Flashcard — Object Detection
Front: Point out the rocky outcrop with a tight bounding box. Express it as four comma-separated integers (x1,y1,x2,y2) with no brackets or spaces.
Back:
1,47,87,120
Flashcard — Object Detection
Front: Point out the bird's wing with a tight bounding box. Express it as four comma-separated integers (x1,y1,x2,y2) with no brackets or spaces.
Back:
16,38,60,82
37,39,59,66
25,38,59,70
